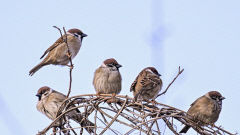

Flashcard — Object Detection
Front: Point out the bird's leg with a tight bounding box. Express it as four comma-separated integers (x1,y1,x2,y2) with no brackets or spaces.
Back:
106,93,117,103
66,64,74,69
112,93,117,101
150,99,158,106
95,92,100,99
112,93,116,98
66,52,72,59
133,96,137,103
65,52,74,68
96,92,101,97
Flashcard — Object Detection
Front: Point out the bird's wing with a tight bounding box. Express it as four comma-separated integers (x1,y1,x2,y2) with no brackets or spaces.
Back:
140,75,161,91
40,36,65,59
130,75,139,92
51,90,67,102
134,75,160,100
93,67,105,86
190,96,205,107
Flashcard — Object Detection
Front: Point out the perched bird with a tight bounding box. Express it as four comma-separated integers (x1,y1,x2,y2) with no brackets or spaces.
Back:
36,86,94,134
130,67,162,101
29,28,87,76
93,58,122,96
180,91,225,133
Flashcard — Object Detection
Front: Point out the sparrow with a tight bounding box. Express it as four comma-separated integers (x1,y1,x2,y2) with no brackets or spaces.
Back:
130,67,162,101
29,28,87,76
36,86,94,134
93,58,122,96
179,91,225,133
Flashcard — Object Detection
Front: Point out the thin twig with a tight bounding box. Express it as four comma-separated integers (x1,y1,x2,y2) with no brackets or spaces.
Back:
53,26,63,40
97,117,120,135
68,125,77,135
52,26,73,98
155,120,161,135
162,117,179,135
156,66,184,98
63,27,74,97
94,110,97,135
213,124,237,135
99,98,128,135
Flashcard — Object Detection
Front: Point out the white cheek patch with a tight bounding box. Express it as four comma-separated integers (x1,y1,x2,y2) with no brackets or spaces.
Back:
49,88,53,94
101,63,107,67
67,32,82,40
78,35,82,41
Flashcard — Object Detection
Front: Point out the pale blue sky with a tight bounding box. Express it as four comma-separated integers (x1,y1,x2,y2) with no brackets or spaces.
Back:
0,0,239,134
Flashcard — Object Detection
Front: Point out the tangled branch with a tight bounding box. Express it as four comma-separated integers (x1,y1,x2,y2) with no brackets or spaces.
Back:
37,94,235,135
36,66,236,135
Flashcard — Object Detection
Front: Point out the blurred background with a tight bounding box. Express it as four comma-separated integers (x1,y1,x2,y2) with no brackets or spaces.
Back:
0,0,239,134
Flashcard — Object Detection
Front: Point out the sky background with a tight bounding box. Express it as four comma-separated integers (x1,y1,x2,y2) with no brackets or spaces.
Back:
0,0,239,134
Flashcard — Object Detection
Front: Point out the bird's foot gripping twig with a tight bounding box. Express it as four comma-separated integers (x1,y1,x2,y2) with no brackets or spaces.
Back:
106,93,118,103
66,64,74,69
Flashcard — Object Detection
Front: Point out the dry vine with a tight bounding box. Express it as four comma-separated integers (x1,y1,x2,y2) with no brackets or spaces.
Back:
36,66,236,135
37,94,236,135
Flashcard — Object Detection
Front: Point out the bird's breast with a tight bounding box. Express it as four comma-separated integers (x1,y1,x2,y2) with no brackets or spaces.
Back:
68,39,81,59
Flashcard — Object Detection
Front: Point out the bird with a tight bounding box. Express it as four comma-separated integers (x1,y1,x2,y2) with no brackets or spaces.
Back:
93,58,122,97
130,67,162,102
179,91,225,133
36,86,94,134
29,28,87,76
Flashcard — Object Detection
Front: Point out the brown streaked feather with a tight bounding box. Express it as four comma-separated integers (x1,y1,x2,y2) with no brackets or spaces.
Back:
138,76,160,94
130,70,145,92
138,70,156,88
40,35,66,59
130,75,139,92
132,69,162,100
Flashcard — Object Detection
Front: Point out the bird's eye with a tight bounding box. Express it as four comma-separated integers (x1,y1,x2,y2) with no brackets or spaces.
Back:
212,96,217,100
74,33,79,37
107,64,113,67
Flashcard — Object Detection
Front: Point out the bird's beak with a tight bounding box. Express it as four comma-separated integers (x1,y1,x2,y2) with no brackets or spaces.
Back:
81,33,88,37
220,96,226,100
116,64,122,68
158,73,161,76
36,94,41,101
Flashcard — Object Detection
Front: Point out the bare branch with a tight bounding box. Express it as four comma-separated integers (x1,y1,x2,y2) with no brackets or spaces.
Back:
63,27,74,98
156,66,184,98
52,26,73,98
37,94,235,135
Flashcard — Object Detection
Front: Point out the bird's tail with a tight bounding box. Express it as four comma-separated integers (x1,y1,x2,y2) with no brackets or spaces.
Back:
70,113,95,134
29,61,46,76
179,125,190,133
